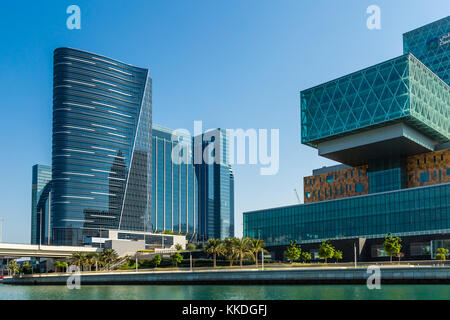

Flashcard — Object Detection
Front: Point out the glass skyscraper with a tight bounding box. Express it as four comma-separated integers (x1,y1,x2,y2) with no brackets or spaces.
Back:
403,15,450,85
196,129,235,241
244,16,450,262
152,124,198,236
51,48,152,246
31,164,52,245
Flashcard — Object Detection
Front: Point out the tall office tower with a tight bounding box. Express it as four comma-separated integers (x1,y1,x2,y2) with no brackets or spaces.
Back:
196,129,235,241
51,48,152,246
403,15,450,84
30,164,52,244
244,16,450,262
151,124,198,237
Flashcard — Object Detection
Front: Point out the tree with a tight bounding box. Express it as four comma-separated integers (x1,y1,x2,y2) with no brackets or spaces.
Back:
100,249,118,270
20,261,33,275
70,252,87,269
319,240,335,264
171,252,183,267
54,260,63,272
87,253,100,271
333,250,343,263
234,237,252,268
249,238,267,268
436,248,449,261
383,233,402,263
187,243,196,251
284,241,301,263
223,238,239,267
175,243,183,251
205,238,225,268
301,251,311,263
7,260,19,276
151,254,162,268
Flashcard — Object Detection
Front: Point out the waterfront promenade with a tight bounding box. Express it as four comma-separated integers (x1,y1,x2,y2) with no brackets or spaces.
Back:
2,265,450,285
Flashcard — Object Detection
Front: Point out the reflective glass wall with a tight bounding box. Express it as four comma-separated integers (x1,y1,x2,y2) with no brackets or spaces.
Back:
196,129,235,241
244,183,450,246
51,48,152,246
152,125,198,235
403,15,450,85
31,164,52,244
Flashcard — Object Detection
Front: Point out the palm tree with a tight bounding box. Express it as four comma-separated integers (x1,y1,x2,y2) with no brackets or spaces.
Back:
223,238,239,267
54,260,62,273
7,260,19,276
87,253,100,271
249,238,267,268
100,249,118,270
234,237,252,268
70,252,86,270
204,238,224,268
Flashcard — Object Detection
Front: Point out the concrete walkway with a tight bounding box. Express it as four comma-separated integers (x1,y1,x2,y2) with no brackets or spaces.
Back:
2,265,450,285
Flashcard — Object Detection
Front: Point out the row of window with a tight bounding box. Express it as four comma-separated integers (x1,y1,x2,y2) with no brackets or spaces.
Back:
305,170,366,186
415,153,446,166
305,183,364,199
419,168,450,183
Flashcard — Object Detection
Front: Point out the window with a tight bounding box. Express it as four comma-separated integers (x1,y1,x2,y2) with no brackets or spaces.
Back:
355,183,364,193
410,243,431,256
326,175,333,183
420,172,429,183
305,192,311,199
447,168,450,176
371,245,389,257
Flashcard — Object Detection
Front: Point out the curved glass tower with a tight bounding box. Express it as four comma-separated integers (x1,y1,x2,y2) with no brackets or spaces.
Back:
52,48,152,246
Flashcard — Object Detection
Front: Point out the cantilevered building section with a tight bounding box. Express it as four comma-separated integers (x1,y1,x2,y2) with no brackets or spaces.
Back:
51,48,152,246
244,16,450,262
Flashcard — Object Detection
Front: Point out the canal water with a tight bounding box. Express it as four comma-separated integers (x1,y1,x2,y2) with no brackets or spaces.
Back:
0,284,449,299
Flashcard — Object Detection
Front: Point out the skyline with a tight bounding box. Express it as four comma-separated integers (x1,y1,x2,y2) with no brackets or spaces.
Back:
1,1,449,243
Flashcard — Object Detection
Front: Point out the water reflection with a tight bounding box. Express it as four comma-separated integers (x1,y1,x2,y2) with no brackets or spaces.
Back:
0,284,449,300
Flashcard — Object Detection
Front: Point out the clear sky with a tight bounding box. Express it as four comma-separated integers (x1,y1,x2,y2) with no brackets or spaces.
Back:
0,1,448,243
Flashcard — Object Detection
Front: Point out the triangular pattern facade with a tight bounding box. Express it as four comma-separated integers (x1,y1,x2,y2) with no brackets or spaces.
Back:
301,54,450,147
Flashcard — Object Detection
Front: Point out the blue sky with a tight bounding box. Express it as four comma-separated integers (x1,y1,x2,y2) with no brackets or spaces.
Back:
0,1,448,243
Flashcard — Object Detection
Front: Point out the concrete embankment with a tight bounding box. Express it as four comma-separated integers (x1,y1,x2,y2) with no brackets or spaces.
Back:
2,266,450,285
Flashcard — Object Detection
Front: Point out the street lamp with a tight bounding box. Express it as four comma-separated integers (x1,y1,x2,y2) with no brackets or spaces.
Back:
261,248,264,271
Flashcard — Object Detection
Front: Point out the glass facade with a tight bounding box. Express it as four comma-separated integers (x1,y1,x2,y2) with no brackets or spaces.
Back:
30,164,52,244
244,183,450,246
300,54,450,147
196,129,235,240
151,124,198,235
51,48,152,246
403,15,450,85
245,17,450,251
